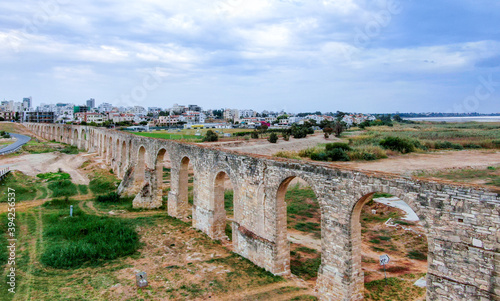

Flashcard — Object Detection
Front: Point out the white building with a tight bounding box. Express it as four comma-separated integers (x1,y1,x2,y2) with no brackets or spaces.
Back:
98,102,114,113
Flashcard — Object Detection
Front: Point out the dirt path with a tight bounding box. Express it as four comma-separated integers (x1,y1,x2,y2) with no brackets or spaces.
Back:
221,134,339,156
334,150,500,175
0,152,91,184
0,195,93,214
288,230,321,252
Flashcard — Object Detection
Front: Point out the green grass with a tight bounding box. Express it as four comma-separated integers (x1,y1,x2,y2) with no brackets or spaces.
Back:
290,256,321,280
48,180,78,198
0,172,44,202
89,173,119,195
286,185,318,218
0,213,8,265
364,277,426,301
415,167,500,188
42,197,79,209
350,122,500,154
41,209,140,269
132,132,202,142
78,184,89,195
37,172,71,181
224,190,234,215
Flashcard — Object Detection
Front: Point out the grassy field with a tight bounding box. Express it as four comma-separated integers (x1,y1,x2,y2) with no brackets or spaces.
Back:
415,166,500,190
132,128,253,142
276,122,500,162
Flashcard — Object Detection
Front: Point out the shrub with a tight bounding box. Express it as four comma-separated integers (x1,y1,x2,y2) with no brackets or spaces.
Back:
60,145,79,154
251,131,259,139
274,151,300,160
96,192,120,203
434,141,464,150
268,133,278,143
464,143,481,149
298,147,318,158
310,152,328,161
326,148,350,161
203,130,218,142
379,136,417,153
325,142,351,151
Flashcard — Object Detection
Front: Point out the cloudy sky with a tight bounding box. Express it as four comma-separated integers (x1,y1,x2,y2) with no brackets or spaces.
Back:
1,0,499,113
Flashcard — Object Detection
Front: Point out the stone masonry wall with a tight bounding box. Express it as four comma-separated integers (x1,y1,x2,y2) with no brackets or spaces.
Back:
26,123,500,301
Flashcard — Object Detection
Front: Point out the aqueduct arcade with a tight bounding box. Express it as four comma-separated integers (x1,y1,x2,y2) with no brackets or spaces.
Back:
26,123,500,301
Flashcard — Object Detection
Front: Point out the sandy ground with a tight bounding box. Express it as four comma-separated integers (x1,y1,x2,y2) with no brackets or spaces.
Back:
335,150,500,175
223,135,500,175
0,152,93,184
221,133,339,156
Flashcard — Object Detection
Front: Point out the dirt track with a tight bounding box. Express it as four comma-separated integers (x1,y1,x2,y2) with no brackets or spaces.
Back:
0,152,92,184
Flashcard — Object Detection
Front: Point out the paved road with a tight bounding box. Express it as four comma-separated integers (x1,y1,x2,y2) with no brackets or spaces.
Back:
0,133,31,155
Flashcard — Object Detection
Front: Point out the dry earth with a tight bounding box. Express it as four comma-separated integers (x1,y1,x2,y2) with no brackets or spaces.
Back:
222,135,500,176
0,152,92,184
220,133,339,156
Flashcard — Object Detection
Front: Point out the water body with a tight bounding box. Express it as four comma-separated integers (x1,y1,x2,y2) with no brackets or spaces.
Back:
405,116,500,123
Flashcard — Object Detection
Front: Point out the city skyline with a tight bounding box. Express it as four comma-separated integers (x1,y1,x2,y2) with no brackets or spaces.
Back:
0,1,499,113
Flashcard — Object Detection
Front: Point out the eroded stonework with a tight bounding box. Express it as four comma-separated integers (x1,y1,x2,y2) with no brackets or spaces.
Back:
27,123,500,301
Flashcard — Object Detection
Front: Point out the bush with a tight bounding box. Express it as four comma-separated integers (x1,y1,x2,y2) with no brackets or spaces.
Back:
96,192,120,203
325,142,352,151
379,136,417,153
310,152,328,161
434,141,464,150
326,148,350,161
41,213,139,268
268,133,278,143
60,145,79,154
251,131,259,139
298,147,318,158
464,143,481,149
203,130,218,142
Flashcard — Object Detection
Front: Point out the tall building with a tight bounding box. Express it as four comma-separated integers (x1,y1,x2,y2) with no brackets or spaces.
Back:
23,97,32,109
74,106,89,114
86,98,95,108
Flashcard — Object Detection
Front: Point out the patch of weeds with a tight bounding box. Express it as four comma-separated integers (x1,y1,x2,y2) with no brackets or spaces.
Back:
78,184,89,195
41,210,140,269
37,172,71,181
89,173,118,195
48,180,78,197
407,250,426,260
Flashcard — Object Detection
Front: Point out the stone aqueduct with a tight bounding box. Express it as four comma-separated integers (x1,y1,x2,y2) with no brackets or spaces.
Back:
26,123,499,301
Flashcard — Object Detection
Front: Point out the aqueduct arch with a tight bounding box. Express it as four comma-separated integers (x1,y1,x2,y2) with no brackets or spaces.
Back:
25,123,500,301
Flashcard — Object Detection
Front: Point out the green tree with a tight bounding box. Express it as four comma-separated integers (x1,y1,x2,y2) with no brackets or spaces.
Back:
268,132,278,143
203,130,218,142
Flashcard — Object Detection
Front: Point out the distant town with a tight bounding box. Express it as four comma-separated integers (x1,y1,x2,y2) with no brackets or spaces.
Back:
2,97,499,130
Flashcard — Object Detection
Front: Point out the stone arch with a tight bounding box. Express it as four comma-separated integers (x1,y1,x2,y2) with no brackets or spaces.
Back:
154,148,171,203
347,188,430,300
274,175,322,276
135,145,147,183
73,129,79,147
107,136,113,164
210,168,239,240
120,140,128,177
178,155,195,215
